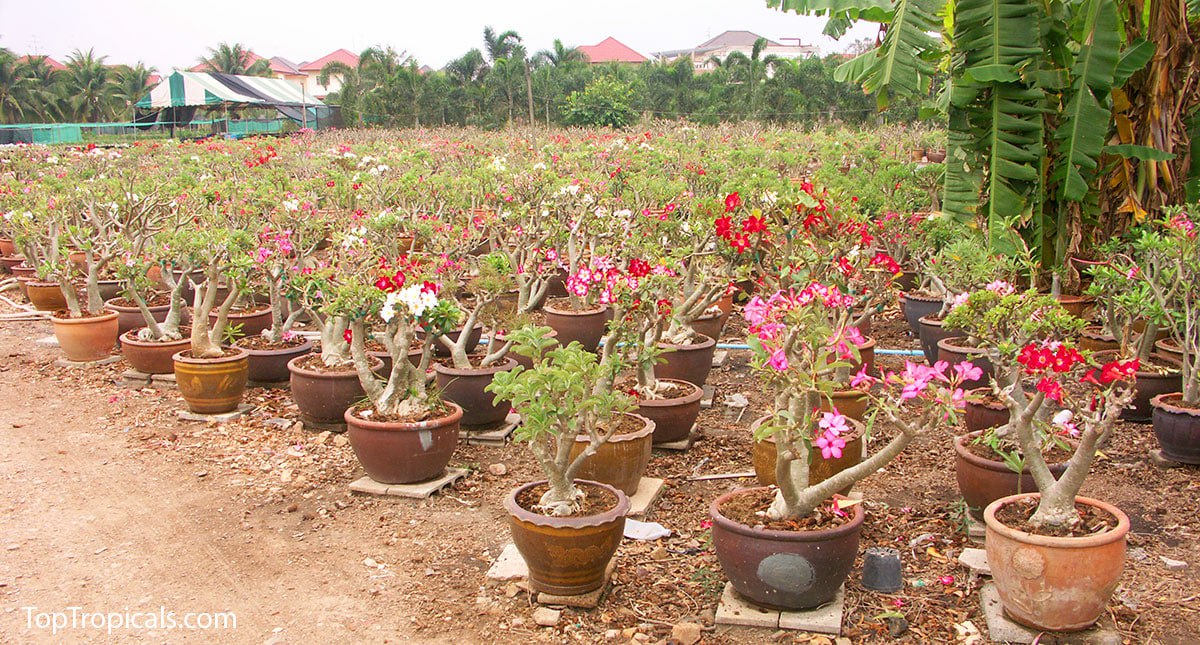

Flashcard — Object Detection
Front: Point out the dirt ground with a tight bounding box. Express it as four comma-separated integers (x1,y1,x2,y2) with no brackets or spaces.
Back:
1,300,1198,644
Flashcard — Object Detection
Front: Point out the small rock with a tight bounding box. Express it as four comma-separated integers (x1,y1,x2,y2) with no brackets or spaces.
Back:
671,622,702,645
1128,547,1148,562
622,627,638,639
195,471,208,478
808,637,832,645
835,638,852,645
604,629,620,640
265,417,291,429
722,393,749,408
632,634,650,643
5,544,19,551
362,558,379,568
503,583,521,598
511,617,525,627
487,463,508,476
649,546,669,561
333,435,349,447
286,503,299,513
532,607,561,627
1160,556,1187,571
885,616,908,637
314,431,331,445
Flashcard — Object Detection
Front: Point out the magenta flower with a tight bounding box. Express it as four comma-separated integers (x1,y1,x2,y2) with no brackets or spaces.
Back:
850,366,875,388
767,347,789,371
953,360,982,383
815,430,846,459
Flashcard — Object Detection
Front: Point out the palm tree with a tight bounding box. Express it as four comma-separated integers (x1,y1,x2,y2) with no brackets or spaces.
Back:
445,49,487,124
0,49,30,124
111,62,157,121
199,43,272,76
710,38,774,119
482,27,522,65
14,56,67,122
320,47,406,126
64,49,112,122
535,40,586,68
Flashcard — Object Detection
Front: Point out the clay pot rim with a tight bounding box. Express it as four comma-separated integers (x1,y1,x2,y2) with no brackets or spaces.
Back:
917,314,947,328
432,356,518,377
1154,337,1182,353
936,337,988,354
901,291,941,303
543,300,609,316
287,353,382,378
495,328,558,342
983,493,1130,548
657,333,716,351
574,412,655,444
1150,392,1200,418
1080,326,1117,342
709,487,865,541
965,387,1006,411
49,310,119,325
637,378,702,407
105,297,172,312
503,479,630,529
172,346,249,365
342,400,463,432
1053,294,1097,304
26,279,66,288
209,305,272,317
234,337,314,357
954,431,1069,473
751,414,866,444
120,329,192,347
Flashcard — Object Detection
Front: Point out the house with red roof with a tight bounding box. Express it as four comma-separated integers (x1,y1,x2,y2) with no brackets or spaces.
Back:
15,55,66,72
654,30,818,72
577,37,648,65
298,48,359,98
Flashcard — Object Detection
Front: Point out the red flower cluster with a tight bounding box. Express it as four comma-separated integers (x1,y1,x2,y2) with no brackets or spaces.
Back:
724,192,742,212
627,258,651,278
1017,343,1085,374
375,272,407,292
715,194,768,255
1082,359,1140,386
244,145,278,169
869,251,902,275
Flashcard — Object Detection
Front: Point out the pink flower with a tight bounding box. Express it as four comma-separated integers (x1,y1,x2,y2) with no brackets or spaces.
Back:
815,430,846,460
953,360,982,383
985,280,1015,296
767,348,789,371
743,296,768,326
850,366,875,388
818,411,848,436
938,575,955,586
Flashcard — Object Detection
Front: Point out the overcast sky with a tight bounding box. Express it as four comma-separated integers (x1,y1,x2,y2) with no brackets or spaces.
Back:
0,0,877,71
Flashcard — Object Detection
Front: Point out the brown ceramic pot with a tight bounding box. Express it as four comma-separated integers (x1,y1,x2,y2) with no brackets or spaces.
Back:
421,325,484,358
964,387,1009,433
636,379,703,445
504,480,629,595
343,402,462,484
288,355,382,429
50,311,119,362
819,389,868,422
710,488,865,610
97,279,122,302
209,306,272,341
433,357,518,427
26,280,69,311
0,238,15,256
1092,352,1181,423
918,315,965,365
238,338,313,383
1054,294,1096,319
654,333,716,387
568,413,655,496
120,331,190,374
936,338,993,390
1079,326,1120,352
827,337,876,378
751,416,866,495
901,292,941,337
11,263,36,282
893,270,919,292
954,432,1067,519
172,347,249,414
1151,393,1200,464
1154,337,1183,364
104,297,183,339
0,254,24,273
984,494,1129,632
543,300,610,352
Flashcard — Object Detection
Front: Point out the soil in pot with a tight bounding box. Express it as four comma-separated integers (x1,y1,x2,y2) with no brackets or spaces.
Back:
105,294,184,339
50,310,119,362
288,354,382,429
1151,393,1200,464
121,328,191,374
235,335,313,383
654,333,716,387
344,401,461,484
543,299,610,352
567,413,655,496
751,416,866,495
433,355,518,427
984,494,1129,632
633,378,703,445
710,487,864,610
504,480,629,595
173,347,249,414
954,431,1068,519
964,387,1009,432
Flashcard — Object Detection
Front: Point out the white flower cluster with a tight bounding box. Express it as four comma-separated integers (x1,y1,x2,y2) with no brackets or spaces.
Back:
491,156,507,172
380,284,438,322
341,226,367,249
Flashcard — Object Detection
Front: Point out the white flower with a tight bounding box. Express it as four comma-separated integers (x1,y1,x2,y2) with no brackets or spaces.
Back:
532,162,547,170
490,156,507,171
282,199,300,212
761,191,778,205
614,209,632,219
1052,410,1073,426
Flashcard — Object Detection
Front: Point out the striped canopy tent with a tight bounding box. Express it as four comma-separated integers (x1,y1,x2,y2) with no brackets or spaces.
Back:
136,70,325,124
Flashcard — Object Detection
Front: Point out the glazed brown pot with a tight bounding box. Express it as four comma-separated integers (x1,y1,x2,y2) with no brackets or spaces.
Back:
690,307,732,343
954,432,1067,519
0,254,24,273
209,306,273,341
25,280,69,311
120,331,191,374
901,292,941,337
964,387,1009,433
97,279,122,303
654,333,717,387
50,311,119,362
1155,337,1183,364
893,270,919,292
504,480,629,595
925,149,947,163
15,275,30,298
636,378,703,445
984,494,1129,632
238,338,314,383
918,315,965,366
1151,393,1200,464
710,488,865,610
344,402,462,484
1079,326,1120,352
544,300,610,352
173,347,249,414
433,357,519,427
568,413,655,496
936,338,993,390
1116,356,1180,423
288,355,382,428
368,344,425,376
751,416,866,495
827,337,876,378
1054,294,1096,319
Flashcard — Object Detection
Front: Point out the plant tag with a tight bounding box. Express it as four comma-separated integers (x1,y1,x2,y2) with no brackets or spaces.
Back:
836,498,862,510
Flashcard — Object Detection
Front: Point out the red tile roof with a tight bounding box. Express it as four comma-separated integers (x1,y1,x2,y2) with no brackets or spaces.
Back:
578,37,648,64
146,74,162,86
269,56,304,76
299,48,359,72
16,55,66,71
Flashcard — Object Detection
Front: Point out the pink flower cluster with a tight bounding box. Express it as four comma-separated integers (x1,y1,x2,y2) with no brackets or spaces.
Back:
851,359,976,407
744,285,857,372
1169,212,1196,238
565,258,674,304
815,411,848,459
253,228,294,264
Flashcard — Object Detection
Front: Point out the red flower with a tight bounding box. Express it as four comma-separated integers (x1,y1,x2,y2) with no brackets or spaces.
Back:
1051,346,1084,373
343,329,353,343
1081,368,1103,386
869,251,901,274
627,258,651,278
1100,358,1139,384
326,180,336,187
374,276,394,292
742,214,767,234
724,192,741,212
1036,377,1064,402
1018,344,1053,373
715,215,733,239
730,234,751,254
420,281,440,295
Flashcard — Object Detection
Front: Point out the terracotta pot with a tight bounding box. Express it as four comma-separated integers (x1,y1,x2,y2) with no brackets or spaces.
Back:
1093,351,1182,423
690,305,731,342
828,336,876,379
1132,318,1171,342
504,480,629,595
209,306,273,341
752,416,866,495
901,292,941,337
1054,294,1095,319
918,315,965,365
11,263,36,281
1151,393,1200,464
0,237,15,256
369,344,425,376
67,251,87,275
433,357,518,427
1079,326,1120,352
655,333,716,387
173,347,249,414
636,378,703,445
964,387,1009,433
544,268,569,299
568,413,655,496
50,311,119,362
420,325,484,358
25,280,69,311
120,331,191,374
288,355,382,428
495,329,558,370
239,338,313,383
936,338,993,390
15,275,30,298
954,432,1066,519
543,300,610,352
909,148,927,162
0,254,24,273
925,149,947,163
344,402,462,484
984,494,1129,632
1155,337,1183,364
104,297,183,339
710,488,865,610
95,279,121,302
